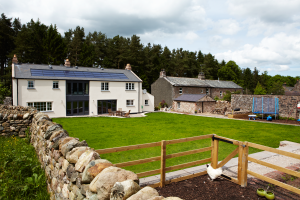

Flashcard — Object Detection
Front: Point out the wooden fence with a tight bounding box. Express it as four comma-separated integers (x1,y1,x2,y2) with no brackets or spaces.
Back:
95,135,300,195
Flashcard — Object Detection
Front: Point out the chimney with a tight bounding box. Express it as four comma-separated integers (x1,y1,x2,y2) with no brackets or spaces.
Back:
283,82,287,87
12,54,18,64
125,63,131,70
65,59,71,67
160,69,166,78
198,72,205,80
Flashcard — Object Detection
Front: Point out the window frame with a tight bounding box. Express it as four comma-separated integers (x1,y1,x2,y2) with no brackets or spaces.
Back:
126,100,134,106
27,102,52,112
201,89,203,93
179,88,182,94
145,99,149,106
206,88,209,95
126,83,135,90
27,80,34,89
220,91,223,97
53,81,59,89
101,82,109,91
177,102,180,109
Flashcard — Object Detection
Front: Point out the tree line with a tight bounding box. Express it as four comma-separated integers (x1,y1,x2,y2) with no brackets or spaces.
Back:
0,13,299,102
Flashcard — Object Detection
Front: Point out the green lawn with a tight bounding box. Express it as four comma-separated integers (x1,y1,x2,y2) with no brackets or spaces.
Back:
53,112,300,174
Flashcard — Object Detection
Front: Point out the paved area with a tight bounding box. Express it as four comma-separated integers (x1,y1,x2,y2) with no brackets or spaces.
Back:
140,140,300,187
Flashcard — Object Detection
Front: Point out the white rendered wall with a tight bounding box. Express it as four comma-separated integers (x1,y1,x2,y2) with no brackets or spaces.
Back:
89,81,140,115
17,79,66,118
142,92,154,112
12,79,18,106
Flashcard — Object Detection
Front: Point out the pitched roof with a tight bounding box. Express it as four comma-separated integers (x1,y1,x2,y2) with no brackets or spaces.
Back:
174,94,215,102
285,91,300,96
165,77,242,89
13,63,142,82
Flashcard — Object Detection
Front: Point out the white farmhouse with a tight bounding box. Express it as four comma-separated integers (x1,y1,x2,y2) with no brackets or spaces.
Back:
11,55,154,117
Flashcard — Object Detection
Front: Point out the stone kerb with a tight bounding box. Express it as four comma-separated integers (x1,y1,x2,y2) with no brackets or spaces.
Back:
0,105,37,137
28,110,181,200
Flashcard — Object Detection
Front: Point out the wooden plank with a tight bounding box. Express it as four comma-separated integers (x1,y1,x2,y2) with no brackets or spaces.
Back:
115,156,161,168
166,146,212,159
237,141,243,185
146,182,161,188
248,170,300,195
160,140,166,187
165,171,208,185
211,137,219,169
240,142,249,187
165,158,211,172
217,147,239,168
214,135,239,145
248,157,300,178
137,169,160,178
248,142,300,160
95,141,161,154
166,134,213,145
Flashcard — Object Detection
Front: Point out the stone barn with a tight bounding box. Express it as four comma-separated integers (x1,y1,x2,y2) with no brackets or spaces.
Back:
172,94,216,114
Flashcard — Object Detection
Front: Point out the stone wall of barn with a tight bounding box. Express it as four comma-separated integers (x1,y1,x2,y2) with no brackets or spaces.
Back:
231,94,300,118
1,105,180,200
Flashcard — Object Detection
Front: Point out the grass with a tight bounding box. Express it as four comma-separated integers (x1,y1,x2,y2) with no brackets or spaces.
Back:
53,112,300,174
0,135,49,200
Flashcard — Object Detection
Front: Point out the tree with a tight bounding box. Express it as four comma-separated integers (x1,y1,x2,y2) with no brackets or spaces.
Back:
254,82,266,95
269,81,284,95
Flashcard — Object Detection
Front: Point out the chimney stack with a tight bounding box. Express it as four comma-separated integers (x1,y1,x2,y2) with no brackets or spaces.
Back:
198,72,205,80
65,59,71,67
160,69,166,78
12,54,18,64
125,63,131,70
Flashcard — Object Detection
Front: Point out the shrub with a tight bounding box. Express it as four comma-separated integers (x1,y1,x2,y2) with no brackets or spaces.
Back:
0,136,49,199
214,96,220,101
154,106,159,111
159,100,166,108
222,91,232,102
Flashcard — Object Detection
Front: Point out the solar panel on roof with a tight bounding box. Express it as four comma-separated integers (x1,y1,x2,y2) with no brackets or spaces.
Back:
30,69,129,80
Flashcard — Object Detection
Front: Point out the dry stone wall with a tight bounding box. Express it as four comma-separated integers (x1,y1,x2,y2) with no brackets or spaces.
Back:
231,94,300,118
0,105,37,137
0,105,182,200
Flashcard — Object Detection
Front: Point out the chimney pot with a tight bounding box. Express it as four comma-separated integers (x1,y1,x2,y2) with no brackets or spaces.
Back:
65,59,71,67
125,63,131,70
198,72,205,80
160,69,166,78
12,54,18,64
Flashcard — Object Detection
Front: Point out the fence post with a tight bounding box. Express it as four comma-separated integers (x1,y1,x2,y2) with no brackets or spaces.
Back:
211,135,219,169
238,141,249,187
240,141,249,187
160,140,166,187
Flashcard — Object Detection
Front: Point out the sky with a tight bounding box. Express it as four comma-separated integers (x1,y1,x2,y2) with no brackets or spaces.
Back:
1,0,300,77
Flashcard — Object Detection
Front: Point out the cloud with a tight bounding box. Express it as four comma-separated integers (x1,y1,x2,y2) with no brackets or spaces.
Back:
215,32,300,73
212,19,241,35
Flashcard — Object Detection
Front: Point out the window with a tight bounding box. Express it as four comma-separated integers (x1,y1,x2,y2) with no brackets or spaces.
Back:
220,91,223,97
206,88,209,95
28,81,34,88
101,82,109,91
126,100,134,106
177,102,180,109
179,88,182,94
145,99,149,105
53,81,59,89
27,102,52,112
126,83,135,90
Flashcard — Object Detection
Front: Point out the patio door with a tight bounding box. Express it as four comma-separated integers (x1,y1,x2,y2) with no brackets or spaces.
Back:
97,100,117,114
66,101,89,116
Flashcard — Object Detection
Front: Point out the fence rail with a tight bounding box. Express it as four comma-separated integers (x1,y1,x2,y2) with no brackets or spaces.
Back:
96,134,300,194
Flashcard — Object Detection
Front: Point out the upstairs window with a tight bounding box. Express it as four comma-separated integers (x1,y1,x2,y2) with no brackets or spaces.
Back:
145,99,149,105
220,91,223,97
28,80,34,89
53,81,59,89
126,83,135,90
179,88,182,94
101,82,109,91
206,88,209,95
201,89,203,93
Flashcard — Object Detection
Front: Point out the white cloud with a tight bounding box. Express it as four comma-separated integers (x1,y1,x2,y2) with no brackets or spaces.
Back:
213,19,241,35
215,32,300,73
